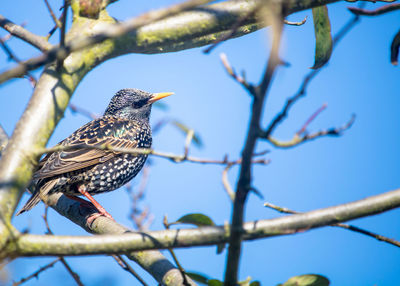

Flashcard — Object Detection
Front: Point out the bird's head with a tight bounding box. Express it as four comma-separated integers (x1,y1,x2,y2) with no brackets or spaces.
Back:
104,88,173,120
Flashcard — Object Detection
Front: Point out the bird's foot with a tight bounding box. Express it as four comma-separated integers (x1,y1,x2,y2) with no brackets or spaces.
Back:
76,185,115,223
86,210,114,225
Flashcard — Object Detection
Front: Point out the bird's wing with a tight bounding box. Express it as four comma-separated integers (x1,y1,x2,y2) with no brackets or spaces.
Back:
34,117,145,179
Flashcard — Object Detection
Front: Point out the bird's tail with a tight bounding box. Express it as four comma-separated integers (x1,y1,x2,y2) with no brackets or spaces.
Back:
16,180,57,216
16,192,41,215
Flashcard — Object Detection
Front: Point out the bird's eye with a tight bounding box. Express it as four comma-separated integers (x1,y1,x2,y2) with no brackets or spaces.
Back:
132,99,147,108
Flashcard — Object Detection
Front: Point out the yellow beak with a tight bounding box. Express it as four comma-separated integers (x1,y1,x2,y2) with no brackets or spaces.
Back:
148,92,174,104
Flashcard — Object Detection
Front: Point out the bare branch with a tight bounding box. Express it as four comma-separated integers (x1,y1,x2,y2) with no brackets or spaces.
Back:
163,217,192,286
264,202,400,248
57,0,69,71
69,103,99,120
126,166,154,231
59,258,85,286
5,187,400,257
34,144,269,167
222,163,235,202
112,255,149,286
224,9,284,284
260,69,319,139
296,103,327,136
0,36,37,86
284,16,307,26
12,258,61,286
267,114,355,148
43,207,85,286
183,129,195,158
43,0,62,28
220,53,255,94
0,15,52,52
348,3,400,15
346,0,396,3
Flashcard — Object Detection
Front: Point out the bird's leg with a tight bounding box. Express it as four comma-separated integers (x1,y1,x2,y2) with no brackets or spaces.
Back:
65,194,94,208
77,185,114,221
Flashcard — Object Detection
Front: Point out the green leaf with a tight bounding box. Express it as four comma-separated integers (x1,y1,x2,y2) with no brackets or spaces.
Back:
186,272,210,284
279,274,329,286
311,6,332,69
250,282,261,286
208,279,223,286
171,120,203,148
171,213,215,227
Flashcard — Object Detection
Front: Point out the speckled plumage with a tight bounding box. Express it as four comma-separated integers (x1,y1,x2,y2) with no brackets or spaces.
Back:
17,88,172,215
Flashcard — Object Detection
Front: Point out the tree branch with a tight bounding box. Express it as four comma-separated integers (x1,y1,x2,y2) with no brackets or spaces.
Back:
224,9,284,284
43,0,62,28
4,187,400,257
0,15,52,52
264,202,400,248
34,143,268,166
12,258,62,286
0,0,341,85
267,114,355,148
348,3,400,16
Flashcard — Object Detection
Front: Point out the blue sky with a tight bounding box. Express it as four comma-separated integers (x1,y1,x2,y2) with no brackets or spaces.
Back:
1,0,399,285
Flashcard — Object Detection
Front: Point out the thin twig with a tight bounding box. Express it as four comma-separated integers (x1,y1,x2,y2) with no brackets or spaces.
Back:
0,36,37,86
296,103,327,135
43,0,62,28
220,53,255,94
220,153,270,202
348,3,400,15
112,255,149,286
183,129,195,158
47,15,64,39
0,15,52,52
34,143,269,167
264,202,400,248
163,216,191,286
268,114,355,148
222,163,235,202
12,258,62,286
126,166,154,230
0,21,27,43
57,0,68,71
261,69,319,139
59,258,85,286
284,16,307,26
69,103,99,120
43,207,85,286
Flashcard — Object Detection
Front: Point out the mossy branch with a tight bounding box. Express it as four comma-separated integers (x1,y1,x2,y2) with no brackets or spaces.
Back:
4,187,400,258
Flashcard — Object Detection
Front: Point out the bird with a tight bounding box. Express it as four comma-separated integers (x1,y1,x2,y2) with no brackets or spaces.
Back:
16,88,173,219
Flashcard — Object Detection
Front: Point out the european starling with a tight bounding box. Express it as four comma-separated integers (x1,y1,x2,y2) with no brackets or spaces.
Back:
17,88,172,218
